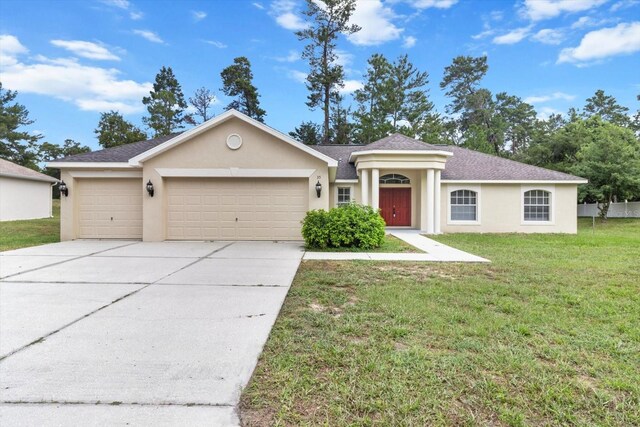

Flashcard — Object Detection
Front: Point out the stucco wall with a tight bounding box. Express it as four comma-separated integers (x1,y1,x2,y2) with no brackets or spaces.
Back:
142,117,330,241
440,183,578,234
0,176,52,221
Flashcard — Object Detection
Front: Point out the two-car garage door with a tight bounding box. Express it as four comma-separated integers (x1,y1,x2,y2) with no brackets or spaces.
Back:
166,178,307,241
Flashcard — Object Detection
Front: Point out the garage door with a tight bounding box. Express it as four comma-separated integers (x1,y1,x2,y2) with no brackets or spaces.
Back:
166,178,308,241
77,178,143,239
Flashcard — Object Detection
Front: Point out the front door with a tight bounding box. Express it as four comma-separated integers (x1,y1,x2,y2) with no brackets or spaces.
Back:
379,188,411,226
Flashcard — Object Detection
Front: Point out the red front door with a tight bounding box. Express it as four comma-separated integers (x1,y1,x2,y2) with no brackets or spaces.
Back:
379,188,411,226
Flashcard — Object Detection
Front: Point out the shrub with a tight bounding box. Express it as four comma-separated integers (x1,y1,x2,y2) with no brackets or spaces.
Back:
301,203,385,250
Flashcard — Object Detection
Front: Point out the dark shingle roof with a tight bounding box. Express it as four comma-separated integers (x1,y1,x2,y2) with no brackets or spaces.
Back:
354,133,439,151
0,158,58,183
310,145,362,180
53,133,181,163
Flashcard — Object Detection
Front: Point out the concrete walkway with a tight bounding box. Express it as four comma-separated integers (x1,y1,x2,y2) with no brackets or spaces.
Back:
303,230,489,263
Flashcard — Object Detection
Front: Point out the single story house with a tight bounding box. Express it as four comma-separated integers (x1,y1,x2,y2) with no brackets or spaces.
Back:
48,109,587,241
0,158,58,221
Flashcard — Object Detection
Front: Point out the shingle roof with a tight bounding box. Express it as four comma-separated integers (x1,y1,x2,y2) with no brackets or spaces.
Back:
0,158,58,183
353,133,439,151
309,145,361,180
52,133,181,163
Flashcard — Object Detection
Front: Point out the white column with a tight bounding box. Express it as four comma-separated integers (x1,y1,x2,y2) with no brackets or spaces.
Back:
434,169,441,234
426,169,435,234
371,168,379,210
361,169,369,206
420,170,428,231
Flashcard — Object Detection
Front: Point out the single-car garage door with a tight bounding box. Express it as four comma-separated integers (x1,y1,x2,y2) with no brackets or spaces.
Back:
166,178,308,241
77,178,143,239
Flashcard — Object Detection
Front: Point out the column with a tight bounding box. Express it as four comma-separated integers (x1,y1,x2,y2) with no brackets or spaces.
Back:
420,170,428,231
361,169,369,206
426,169,435,234
371,168,379,210
434,169,441,234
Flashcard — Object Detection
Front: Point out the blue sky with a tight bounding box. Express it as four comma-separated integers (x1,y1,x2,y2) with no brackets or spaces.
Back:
1,0,639,151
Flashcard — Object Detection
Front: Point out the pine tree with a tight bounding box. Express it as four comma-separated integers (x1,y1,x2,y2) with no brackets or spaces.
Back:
95,111,147,148
142,66,188,136
0,82,41,168
220,57,266,122
188,87,217,124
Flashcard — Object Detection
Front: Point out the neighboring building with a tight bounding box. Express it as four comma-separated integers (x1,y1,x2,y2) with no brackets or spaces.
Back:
48,110,587,241
0,158,58,221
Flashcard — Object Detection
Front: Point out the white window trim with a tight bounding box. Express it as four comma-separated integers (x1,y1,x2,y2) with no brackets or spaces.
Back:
335,185,354,206
521,185,555,225
447,184,481,225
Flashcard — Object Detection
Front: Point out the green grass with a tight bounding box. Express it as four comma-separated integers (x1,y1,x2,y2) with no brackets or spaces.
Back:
306,234,422,253
0,200,60,251
240,218,640,426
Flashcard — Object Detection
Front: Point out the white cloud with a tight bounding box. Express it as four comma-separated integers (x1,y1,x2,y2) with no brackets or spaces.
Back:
558,22,640,64
339,80,364,94
0,35,151,114
524,92,575,104
50,40,120,61
531,28,565,45
192,10,207,21
287,69,307,84
492,27,531,44
334,49,354,68
204,40,227,48
271,0,308,30
401,0,458,9
253,2,265,10
0,34,28,66
571,16,619,29
347,0,403,46
611,0,639,11
537,106,563,119
521,0,608,21
101,0,129,9
403,36,417,48
275,50,299,62
472,29,495,39
133,29,164,44
130,11,144,20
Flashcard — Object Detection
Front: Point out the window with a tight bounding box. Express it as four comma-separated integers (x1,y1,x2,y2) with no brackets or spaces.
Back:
380,174,410,184
337,187,351,205
523,189,551,221
450,189,477,221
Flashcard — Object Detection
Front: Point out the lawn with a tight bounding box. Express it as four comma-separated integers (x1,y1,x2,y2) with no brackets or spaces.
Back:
0,200,60,251
240,218,640,426
306,234,422,253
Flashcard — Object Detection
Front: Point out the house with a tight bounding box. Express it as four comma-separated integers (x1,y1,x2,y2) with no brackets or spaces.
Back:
48,110,587,241
0,158,58,221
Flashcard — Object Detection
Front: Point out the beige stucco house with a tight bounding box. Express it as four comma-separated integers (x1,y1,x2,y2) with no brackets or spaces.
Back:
0,158,58,221
48,110,587,241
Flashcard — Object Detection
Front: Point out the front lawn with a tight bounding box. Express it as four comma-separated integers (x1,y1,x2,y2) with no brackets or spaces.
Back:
306,234,422,253
0,200,60,251
240,218,640,426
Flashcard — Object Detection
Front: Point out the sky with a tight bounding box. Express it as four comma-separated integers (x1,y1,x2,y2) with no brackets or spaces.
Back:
1,0,639,151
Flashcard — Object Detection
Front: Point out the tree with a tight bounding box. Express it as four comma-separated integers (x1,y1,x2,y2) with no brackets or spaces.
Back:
142,66,188,137
188,87,217,124
571,117,640,219
329,94,352,145
95,111,147,148
583,89,630,126
296,0,360,144
352,54,392,144
440,55,488,116
290,121,322,145
494,92,536,155
0,82,41,169
39,139,91,196
220,57,266,122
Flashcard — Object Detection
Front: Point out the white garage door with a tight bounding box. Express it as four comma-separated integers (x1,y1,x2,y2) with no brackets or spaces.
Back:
77,178,143,239
166,178,308,241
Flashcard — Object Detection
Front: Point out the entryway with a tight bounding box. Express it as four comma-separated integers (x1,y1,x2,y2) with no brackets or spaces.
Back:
379,188,411,226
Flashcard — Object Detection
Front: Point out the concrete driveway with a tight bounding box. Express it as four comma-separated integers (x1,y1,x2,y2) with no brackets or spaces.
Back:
0,240,304,426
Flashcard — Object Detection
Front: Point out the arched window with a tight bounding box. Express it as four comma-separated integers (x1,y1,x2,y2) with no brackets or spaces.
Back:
450,189,477,221
523,189,551,221
379,174,410,184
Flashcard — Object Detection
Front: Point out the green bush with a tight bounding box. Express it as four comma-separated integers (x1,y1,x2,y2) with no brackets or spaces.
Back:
301,203,386,250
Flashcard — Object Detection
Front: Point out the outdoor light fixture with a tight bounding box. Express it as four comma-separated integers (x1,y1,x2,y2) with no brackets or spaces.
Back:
315,179,322,198
59,181,69,197
146,180,155,197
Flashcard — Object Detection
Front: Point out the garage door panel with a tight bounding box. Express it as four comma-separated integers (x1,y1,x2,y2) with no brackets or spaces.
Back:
166,178,307,241
77,179,143,239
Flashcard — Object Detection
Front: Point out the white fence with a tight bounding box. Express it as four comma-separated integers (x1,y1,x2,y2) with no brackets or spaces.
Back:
577,201,640,218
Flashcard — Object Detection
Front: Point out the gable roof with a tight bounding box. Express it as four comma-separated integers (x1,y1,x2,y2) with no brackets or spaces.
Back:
128,109,337,167
0,158,58,183
309,136,586,183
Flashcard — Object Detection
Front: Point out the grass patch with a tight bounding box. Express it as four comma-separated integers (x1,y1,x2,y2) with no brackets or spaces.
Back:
240,218,640,426
306,234,422,253
0,200,60,251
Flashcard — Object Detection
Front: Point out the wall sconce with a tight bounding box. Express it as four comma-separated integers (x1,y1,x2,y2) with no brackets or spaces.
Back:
146,180,155,197
315,179,322,198
59,180,69,197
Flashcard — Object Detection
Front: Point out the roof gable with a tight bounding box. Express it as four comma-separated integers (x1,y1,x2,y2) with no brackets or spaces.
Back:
0,158,58,183
354,133,439,152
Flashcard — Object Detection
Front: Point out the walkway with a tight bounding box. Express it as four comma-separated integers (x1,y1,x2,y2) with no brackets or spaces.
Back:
303,230,489,263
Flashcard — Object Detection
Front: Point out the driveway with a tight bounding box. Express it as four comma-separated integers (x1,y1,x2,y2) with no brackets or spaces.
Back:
0,240,304,426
